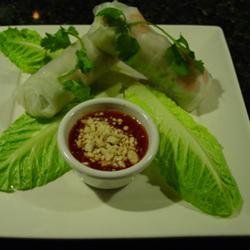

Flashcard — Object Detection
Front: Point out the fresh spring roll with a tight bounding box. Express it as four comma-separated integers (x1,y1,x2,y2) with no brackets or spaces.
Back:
16,28,116,118
89,1,212,111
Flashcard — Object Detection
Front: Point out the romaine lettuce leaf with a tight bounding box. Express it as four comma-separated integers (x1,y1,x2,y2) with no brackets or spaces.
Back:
124,83,243,217
0,114,70,192
0,28,50,73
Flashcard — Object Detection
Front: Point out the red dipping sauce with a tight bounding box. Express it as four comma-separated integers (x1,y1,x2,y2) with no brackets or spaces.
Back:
68,110,148,171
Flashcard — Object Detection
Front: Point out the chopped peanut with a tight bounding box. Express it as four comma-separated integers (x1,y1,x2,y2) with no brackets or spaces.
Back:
75,115,140,170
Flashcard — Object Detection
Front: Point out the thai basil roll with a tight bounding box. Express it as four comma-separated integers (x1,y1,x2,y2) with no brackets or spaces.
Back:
17,29,116,118
89,1,212,112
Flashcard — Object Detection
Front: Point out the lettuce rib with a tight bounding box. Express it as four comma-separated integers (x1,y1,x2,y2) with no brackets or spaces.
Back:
124,84,243,217
0,28,49,73
0,114,70,192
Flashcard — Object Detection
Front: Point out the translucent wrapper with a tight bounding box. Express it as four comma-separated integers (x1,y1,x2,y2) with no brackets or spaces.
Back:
16,30,116,118
90,1,212,112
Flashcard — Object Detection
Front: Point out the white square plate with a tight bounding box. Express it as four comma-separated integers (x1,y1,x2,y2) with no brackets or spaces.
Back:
0,25,250,239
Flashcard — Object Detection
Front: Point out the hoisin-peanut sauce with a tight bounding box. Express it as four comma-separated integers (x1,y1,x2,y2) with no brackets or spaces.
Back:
68,110,148,171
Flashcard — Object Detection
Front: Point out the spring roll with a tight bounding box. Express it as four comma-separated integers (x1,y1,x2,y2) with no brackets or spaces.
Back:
89,1,212,112
16,28,116,118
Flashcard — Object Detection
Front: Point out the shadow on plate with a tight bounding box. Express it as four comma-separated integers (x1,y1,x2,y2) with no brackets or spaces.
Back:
16,164,179,213
18,164,181,213
92,162,181,212
16,171,104,212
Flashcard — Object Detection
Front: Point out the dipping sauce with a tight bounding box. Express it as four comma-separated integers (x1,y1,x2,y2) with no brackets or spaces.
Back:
68,110,148,171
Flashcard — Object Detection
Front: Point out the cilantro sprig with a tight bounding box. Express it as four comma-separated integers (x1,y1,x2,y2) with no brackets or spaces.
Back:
96,7,139,61
97,7,204,76
150,24,204,76
41,27,71,52
41,26,93,74
42,26,94,101
61,79,91,102
75,49,93,73
96,7,128,33
41,26,81,51
58,48,93,101
128,21,204,76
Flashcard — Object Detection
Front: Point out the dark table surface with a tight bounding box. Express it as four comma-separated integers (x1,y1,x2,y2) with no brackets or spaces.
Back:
0,0,250,246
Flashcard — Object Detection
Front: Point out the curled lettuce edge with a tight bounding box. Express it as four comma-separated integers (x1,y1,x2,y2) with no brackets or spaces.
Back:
0,113,70,192
124,83,243,217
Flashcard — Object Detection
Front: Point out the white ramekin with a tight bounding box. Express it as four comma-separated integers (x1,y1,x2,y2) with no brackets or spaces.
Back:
57,97,159,189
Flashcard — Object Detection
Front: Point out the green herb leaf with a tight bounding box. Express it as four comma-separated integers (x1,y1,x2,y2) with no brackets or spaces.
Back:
96,7,140,57
116,33,139,61
41,27,71,52
76,48,94,73
174,35,204,74
61,79,91,101
148,24,205,75
176,35,189,50
193,59,204,73
66,26,79,37
165,44,189,76
97,7,124,20
96,7,128,33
